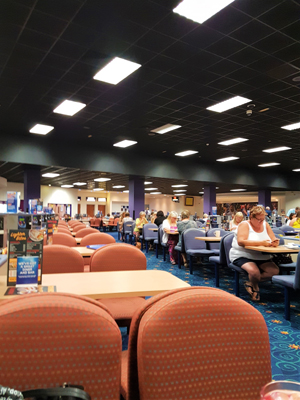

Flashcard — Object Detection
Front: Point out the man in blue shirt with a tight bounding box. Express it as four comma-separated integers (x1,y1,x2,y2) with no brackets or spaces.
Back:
286,206,299,217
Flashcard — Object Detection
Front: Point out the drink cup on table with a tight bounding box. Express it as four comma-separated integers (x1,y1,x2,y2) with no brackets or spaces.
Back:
261,381,300,400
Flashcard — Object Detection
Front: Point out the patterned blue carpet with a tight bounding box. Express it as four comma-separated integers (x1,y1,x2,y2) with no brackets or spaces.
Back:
108,231,300,382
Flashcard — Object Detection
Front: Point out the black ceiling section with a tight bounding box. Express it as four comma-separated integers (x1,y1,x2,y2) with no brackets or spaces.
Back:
0,0,300,189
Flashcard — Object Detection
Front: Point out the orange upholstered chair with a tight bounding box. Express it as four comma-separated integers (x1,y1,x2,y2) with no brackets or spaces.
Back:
121,287,271,400
68,220,80,226
91,244,147,329
73,224,86,233
0,293,122,400
57,227,72,235
80,232,116,247
75,227,101,238
52,232,77,247
43,245,84,274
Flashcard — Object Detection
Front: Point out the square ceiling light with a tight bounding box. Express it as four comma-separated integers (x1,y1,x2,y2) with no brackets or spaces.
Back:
61,185,74,188
93,57,141,85
171,184,188,187
123,190,129,193
94,178,111,182
93,188,104,191
218,137,248,146
144,181,153,185
113,140,137,148
293,169,300,172
263,146,291,153
230,189,247,192
173,189,187,192
42,173,60,178
175,150,198,157
258,163,280,167
29,124,54,135
173,0,235,24
112,185,125,188
281,122,300,131
216,157,239,162
150,124,181,134
73,182,86,186
207,96,251,113
53,100,86,116
145,188,158,191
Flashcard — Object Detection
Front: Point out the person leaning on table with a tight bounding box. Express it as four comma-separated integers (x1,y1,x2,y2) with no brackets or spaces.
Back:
289,210,300,228
229,205,279,302
230,211,244,231
134,211,148,244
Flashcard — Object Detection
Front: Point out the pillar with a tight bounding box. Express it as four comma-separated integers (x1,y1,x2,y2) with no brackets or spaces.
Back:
258,189,271,208
24,166,41,212
203,184,216,215
129,176,144,220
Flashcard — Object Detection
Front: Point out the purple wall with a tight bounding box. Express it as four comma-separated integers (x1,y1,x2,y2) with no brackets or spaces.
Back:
129,176,145,220
258,189,271,208
203,184,216,215
24,166,41,212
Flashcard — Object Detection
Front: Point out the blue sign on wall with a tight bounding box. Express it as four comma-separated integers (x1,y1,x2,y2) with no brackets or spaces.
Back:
7,191,18,213
16,256,39,286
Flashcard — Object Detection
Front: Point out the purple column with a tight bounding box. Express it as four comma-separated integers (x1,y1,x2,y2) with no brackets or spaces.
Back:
258,189,271,208
203,184,216,215
24,166,41,212
129,176,144,220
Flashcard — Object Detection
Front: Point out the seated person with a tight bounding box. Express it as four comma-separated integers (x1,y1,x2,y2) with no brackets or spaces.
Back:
177,210,197,267
230,212,244,231
154,210,165,226
289,211,300,228
119,212,132,232
134,211,148,245
229,205,279,302
162,211,179,265
150,211,157,224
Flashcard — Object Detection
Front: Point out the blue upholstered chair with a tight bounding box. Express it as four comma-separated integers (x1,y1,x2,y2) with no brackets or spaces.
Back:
208,233,230,287
206,228,227,256
183,229,214,274
272,228,285,235
222,232,245,296
273,234,296,275
272,252,300,320
280,225,297,236
142,223,158,253
123,220,135,244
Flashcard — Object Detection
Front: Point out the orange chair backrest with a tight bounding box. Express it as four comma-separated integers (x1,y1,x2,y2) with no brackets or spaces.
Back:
43,245,84,274
94,218,101,227
90,243,146,272
57,227,72,235
68,220,80,226
125,287,271,400
80,232,116,247
0,293,122,400
73,224,86,232
75,227,101,238
52,232,77,247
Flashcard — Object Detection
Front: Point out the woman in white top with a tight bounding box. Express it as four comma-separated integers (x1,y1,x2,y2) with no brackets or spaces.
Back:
230,212,244,231
162,211,178,265
229,205,279,301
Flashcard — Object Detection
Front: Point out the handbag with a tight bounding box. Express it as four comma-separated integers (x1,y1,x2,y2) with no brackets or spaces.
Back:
272,253,293,265
0,385,91,400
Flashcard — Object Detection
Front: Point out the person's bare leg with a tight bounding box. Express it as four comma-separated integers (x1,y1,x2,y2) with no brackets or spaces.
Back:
259,261,279,281
241,262,261,292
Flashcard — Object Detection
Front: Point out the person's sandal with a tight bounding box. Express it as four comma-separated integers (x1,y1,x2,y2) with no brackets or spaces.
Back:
184,262,189,268
244,282,260,302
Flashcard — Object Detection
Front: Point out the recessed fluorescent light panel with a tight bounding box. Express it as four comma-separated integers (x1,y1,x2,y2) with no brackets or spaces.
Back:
171,184,188,188
207,96,251,113
123,190,129,193
173,0,235,24
281,122,300,131
29,124,54,135
145,188,158,191
93,188,104,191
61,185,74,188
113,140,137,148
173,190,187,192
199,192,204,194
258,163,280,167
150,124,181,134
176,193,185,196
93,57,141,85
144,182,153,185
230,189,247,192
73,182,86,186
217,157,239,162
53,100,86,116
293,169,300,172
175,150,198,157
112,185,125,188
94,178,111,182
263,146,291,153
150,192,161,195
42,173,60,178
218,137,248,146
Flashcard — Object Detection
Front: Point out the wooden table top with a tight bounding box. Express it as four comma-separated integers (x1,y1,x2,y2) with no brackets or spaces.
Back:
165,230,179,235
75,238,82,244
196,236,221,242
245,245,300,253
0,270,190,301
72,246,95,256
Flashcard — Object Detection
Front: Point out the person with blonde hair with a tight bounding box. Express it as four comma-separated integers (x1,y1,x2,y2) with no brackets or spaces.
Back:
230,212,244,231
162,211,179,265
229,205,279,301
134,211,148,245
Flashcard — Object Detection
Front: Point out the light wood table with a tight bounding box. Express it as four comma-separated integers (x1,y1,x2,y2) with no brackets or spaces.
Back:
72,246,95,257
0,270,190,301
75,238,82,244
245,245,299,254
196,237,221,242
165,231,179,235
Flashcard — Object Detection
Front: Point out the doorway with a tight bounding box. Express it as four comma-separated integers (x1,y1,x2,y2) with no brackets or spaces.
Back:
98,205,105,216
87,204,95,217
77,204,81,214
